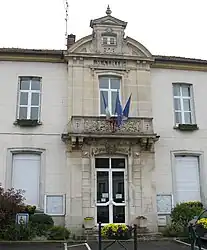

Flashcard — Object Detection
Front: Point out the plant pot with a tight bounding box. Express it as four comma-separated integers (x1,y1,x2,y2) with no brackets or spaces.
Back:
136,216,147,228
107,231,132,240
196,225,207,237
83,217,94,229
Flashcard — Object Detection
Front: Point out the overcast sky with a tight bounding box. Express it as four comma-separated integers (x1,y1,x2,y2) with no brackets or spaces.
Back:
0,0,206,59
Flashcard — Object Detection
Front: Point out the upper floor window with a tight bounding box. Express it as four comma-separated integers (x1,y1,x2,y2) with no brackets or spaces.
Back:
99,76,120,115
173,83,194,124
17,77,41,121
102,36,116,45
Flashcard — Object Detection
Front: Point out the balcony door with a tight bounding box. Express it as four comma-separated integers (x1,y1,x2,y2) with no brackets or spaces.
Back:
95,157,127,224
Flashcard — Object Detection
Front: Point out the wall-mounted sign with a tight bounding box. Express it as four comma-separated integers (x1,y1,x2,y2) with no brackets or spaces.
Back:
157,215,167,226
16,213,29,225
156,194,173,214
44,194,66,216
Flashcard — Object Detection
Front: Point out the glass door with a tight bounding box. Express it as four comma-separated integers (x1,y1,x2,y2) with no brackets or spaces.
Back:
96,157,127,224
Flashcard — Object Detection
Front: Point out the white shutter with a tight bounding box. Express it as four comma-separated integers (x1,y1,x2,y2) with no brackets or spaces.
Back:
175,156,201,203
12,154,40,206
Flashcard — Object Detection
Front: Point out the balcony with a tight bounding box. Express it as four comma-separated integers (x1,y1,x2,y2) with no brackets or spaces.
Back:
62,116,159,150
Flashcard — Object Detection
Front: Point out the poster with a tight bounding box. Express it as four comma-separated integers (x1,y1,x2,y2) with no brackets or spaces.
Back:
116,193,122,199
45,195,65,215
102,193,108,198
156,194,172,214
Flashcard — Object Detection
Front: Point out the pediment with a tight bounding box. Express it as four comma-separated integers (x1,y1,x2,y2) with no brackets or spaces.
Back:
90,15,127,28
68,35,93,53
68,35,152,59
123,37,153,58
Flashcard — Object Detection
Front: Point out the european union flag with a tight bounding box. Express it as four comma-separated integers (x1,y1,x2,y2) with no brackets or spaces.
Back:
115,91,123,127
123,94,132,120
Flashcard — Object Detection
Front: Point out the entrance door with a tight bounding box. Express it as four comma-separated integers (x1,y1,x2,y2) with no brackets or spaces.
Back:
95,157,127,224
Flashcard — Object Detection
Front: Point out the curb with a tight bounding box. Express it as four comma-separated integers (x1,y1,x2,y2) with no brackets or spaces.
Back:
0,241,66,244
0,237,176,244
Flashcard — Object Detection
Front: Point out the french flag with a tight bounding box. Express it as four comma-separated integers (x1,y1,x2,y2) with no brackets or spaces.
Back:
101,91,111,120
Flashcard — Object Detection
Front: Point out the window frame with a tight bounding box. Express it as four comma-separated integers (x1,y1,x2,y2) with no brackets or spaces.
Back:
6,148,46,210
173,83,195,125
171,150,204,206
17,76,42,121
99,76,121,116
102,36,117,46
94,156,128,225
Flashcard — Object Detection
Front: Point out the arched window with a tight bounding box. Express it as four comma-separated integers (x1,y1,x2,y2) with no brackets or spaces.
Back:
99,76,121,115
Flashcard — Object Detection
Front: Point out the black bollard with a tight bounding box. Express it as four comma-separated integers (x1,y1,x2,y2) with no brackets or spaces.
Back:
98,222,102,250
134,224,138,250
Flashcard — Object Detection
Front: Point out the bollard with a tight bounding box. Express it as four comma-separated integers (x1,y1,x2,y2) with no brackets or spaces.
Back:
64,242,67,250
134,224,138,250
98,222,102,250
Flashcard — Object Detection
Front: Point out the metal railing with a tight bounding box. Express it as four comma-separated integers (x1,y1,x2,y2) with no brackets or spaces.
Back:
189,223,202,250
98,222,138,250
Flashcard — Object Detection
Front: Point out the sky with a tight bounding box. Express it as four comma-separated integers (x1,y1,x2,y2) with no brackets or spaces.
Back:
0,0,206,59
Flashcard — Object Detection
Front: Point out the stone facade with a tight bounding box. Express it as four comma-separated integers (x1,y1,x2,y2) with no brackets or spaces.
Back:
63,7,159,232
0,61,68,225
0,6,207,234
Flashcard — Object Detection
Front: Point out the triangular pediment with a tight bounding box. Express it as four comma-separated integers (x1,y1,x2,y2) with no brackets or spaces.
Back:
90,15,127,28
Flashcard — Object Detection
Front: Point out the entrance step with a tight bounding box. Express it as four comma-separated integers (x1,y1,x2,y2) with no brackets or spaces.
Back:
83,229,163,241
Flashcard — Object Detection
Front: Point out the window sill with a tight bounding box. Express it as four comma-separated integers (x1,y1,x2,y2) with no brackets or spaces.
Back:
173,123,199,131
14,119,42,127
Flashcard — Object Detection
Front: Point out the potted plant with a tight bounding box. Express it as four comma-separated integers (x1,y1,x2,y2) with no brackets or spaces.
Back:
101,224,132,240
136,216,147,228
83,217,94,229
195,218,207,237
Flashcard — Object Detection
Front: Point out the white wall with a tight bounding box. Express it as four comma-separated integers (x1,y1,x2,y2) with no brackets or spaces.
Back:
0,61,68,197
151,68,207,204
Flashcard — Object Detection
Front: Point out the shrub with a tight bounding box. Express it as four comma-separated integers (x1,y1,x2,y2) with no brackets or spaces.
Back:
30,213,54,226
171,201,203,229
47,226,70,240
30,213,54,236
162,223,187,237
23,205,36,215
0,222,36,241
0,185,25,229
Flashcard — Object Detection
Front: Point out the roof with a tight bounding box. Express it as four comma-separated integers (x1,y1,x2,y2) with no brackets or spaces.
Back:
154,55,207,65
0,47,64,55
0,47,207,66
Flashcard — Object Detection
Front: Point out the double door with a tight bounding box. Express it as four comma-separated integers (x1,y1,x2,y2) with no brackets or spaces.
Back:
95,157,127,224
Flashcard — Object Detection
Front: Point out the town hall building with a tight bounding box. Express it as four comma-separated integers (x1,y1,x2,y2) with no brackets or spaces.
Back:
0,6,206,233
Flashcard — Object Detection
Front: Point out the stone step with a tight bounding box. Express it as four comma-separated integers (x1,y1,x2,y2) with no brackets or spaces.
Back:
83,231,163,241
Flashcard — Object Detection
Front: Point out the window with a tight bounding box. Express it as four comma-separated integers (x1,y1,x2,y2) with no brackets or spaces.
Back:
174,155,201,203
12,153,40,206
102,36,116,45
17,77,41,121
99,76,120,115
173,83,194,124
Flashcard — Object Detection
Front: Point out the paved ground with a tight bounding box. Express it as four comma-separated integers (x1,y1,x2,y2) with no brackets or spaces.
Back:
0,241,191,250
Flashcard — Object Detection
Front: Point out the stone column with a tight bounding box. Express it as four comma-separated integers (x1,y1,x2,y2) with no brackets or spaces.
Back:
128,150,135,224
140,151,157,232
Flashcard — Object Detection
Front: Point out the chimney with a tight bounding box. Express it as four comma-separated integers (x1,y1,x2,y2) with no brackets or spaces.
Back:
67,34,76,49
